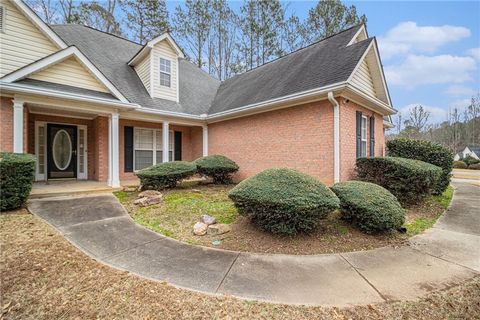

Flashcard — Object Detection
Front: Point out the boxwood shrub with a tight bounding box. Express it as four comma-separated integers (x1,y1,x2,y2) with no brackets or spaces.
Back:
453,161,468,169
469,163,480,170
195,155,239,184
228,168,340,235
356,157,442,205
0,152,36,211
386,138,453,194
331,181,405,233
136,161,196,189
463,155,480,166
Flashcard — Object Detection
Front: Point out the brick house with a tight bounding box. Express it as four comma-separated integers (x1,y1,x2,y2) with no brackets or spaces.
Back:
0,0,395,187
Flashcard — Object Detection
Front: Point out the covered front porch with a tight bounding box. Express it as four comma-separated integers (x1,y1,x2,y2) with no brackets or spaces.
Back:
4,93,208,189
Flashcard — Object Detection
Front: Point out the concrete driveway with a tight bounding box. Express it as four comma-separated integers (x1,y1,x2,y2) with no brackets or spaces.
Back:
28,182,480,306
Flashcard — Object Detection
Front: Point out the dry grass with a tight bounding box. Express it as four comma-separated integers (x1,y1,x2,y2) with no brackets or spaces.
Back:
1,210,479,319
116,185,452,255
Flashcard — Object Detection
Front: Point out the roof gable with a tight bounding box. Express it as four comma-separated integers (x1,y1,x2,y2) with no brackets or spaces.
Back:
129,33,185,66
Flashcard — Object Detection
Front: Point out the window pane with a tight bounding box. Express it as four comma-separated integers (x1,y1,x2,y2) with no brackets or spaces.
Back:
361,117,367,140
135,129,153,149
160,72,171,87
156,130,163,150
361,142,367,157
169,151,173,161
135,150,153,170
79,129,85,173
160,58,171,73
38,126,45,174
156,150,163,163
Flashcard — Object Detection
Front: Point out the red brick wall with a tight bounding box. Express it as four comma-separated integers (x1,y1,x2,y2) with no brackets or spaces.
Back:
208,100,335,185
0,97,13,152
339,99,385,181
118,119,199,180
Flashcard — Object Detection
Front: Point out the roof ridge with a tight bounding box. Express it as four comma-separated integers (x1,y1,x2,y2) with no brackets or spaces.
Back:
51,23,142,46
219,24,364,85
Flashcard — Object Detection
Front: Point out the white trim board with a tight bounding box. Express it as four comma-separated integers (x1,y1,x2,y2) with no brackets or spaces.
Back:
129,33,185,66
1,46,129,103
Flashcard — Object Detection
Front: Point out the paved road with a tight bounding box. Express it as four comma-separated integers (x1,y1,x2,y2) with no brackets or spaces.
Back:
28,182,480,307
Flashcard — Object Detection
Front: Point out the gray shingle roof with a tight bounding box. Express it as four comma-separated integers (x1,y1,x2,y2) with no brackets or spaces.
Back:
49,24,370,116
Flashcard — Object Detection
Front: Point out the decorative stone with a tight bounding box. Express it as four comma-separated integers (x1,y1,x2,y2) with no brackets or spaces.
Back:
138,190,162,198
122,185,137,192
200,214,216,226
134,195,163,207
207,223,231,236
193,222,208,236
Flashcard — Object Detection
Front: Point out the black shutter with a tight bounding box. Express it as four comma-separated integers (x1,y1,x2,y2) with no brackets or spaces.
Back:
370,116,375,157
356,111,362,158
174,131,182,161
124,126,134,172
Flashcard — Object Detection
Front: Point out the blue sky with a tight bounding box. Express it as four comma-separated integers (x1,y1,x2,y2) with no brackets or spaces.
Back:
288,0,480,124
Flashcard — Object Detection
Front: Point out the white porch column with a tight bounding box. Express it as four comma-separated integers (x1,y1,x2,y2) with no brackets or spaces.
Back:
13,99,24,153
327,92,341,183
109,112,120,187
162,121,170,162
202,125,208,157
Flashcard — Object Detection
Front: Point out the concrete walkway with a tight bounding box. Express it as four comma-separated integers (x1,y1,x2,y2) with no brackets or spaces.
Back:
28,182,480,307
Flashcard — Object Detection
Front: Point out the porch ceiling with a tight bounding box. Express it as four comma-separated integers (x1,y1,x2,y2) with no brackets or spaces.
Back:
28,104,99,120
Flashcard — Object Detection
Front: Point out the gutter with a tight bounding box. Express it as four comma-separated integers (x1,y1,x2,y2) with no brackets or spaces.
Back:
0,82,139,110
328,92,341,183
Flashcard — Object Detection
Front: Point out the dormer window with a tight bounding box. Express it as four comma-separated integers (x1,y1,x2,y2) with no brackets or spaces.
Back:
160,57,171,87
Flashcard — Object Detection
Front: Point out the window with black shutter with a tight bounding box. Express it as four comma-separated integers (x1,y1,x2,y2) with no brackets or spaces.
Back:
356,111,362,158
174,131,182,161
124,126,134,172
370,116,375,157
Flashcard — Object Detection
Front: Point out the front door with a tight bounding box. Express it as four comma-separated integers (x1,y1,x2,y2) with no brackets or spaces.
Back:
47,124,77,179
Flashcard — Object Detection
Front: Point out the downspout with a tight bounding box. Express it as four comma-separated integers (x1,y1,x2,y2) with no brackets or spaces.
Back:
328,92,340,183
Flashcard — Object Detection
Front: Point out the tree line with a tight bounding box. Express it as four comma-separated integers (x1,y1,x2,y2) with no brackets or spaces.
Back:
388,93,480,152
28,0,365,80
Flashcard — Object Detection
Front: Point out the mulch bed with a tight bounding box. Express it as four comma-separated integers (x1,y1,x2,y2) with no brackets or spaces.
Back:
1,210,479,319
118,184,448,255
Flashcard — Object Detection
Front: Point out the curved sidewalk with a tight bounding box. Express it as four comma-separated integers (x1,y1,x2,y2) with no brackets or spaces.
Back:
28,181,480,307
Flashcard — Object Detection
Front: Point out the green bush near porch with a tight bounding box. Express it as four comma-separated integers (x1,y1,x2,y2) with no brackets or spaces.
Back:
331,181,405,233
453,161,468,169
195,155,239,184
356,157,442,205
0,152,36,211
228,168,340,235
136,161,196,189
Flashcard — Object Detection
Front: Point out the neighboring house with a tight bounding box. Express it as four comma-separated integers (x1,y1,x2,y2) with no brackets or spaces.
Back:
0,0,395,187
454,146,480,161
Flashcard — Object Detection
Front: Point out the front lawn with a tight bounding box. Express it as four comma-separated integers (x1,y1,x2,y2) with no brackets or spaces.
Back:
115,185,454,255
2,210,479,319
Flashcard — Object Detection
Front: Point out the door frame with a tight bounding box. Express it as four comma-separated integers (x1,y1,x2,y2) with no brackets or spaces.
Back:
35,121,88,181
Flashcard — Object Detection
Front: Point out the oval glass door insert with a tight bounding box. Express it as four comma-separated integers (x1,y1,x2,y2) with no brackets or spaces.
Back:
52,129,72,170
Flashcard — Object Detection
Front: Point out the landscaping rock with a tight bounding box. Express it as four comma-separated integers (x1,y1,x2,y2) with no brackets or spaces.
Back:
207,223,231,236
193,222,208,236
133,195,162,207
122,185,137,192
200,214,217,226
138,190,162,198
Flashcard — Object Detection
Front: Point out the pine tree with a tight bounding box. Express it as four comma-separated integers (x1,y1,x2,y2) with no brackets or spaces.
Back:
121,0,169,44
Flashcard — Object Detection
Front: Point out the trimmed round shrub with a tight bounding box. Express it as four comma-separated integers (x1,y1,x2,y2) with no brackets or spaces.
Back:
386,138,453,194
195,155,239,184
463,155,480,166
228,168,340,235
0,152,36,211
356,157,442,205
453,161,468,169
136,161,196,189
331,181,405,233
469,163,480,170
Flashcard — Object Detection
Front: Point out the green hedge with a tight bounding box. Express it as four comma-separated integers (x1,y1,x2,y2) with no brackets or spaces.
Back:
136,161,196,189
0,153,36,211
453,161,468,169
386,138,453,194
356,157,442,205
469,163,480,170
464,155,480,166
195,155,239,184
331,181,405,233
228,168,340,235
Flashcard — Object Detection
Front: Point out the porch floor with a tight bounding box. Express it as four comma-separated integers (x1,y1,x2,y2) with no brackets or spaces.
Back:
30,180,139,199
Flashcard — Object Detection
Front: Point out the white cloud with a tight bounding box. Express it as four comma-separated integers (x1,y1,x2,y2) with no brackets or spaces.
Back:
396,103,448,124
467,47,480,61
385,54,476,88
446,85,477,96
378,22,471,59
450,98,471,110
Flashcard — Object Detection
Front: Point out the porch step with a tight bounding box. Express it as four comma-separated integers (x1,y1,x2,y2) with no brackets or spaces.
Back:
30,181,122,199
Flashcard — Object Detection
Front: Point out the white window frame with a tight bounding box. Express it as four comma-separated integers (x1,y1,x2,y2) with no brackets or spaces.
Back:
34,121,88,181
159,57,171,87
361,115,368,157
133,127,174,171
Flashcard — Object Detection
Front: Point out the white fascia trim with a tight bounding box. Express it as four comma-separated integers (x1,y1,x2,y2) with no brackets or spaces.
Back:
207,82,347,121
129,33,185,66
135,106,206,120
345,84,396,115
12,0,67,49
383,120,395,128
370,39,393,107
0,81,138,109
347,24,367,46
1,46,129,103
